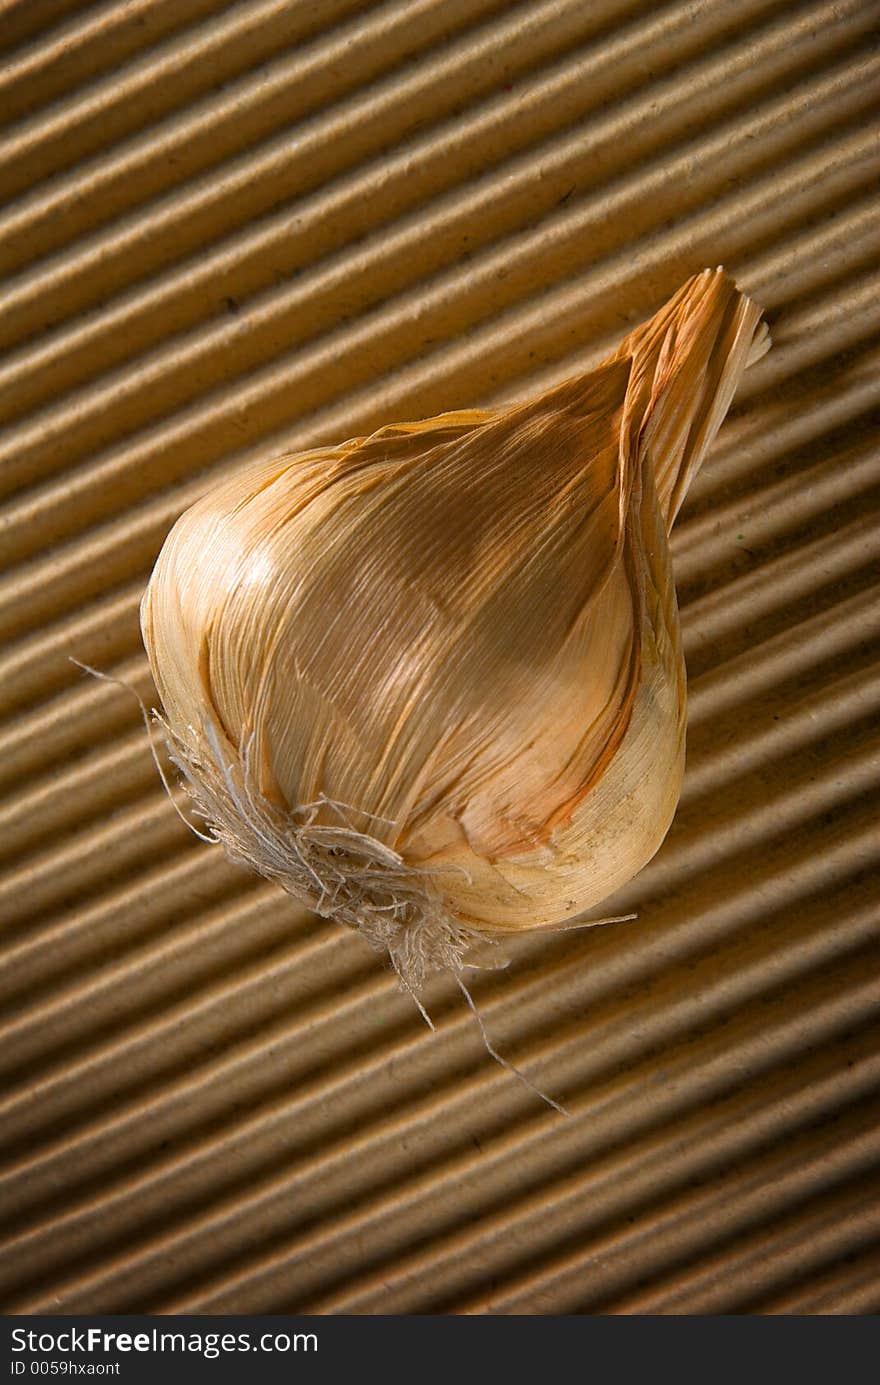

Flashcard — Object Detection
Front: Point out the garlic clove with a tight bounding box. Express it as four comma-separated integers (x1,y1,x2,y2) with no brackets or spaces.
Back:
141,268,768,986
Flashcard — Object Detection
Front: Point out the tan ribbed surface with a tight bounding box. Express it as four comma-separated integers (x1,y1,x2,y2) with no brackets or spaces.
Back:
1,0,878,1316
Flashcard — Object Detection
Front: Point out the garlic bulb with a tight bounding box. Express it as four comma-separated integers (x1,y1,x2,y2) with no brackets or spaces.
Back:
141,268,768,990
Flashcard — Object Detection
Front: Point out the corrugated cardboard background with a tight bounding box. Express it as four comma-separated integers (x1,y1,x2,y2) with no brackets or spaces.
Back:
1,0,878,1314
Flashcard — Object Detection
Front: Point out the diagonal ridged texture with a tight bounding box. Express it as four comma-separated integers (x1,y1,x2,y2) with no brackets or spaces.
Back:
0,0,878,1316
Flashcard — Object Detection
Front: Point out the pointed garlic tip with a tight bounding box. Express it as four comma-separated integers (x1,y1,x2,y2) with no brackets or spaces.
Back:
141,269,769,993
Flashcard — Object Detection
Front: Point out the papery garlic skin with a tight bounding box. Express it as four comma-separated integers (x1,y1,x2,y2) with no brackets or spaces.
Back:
141,269,768,984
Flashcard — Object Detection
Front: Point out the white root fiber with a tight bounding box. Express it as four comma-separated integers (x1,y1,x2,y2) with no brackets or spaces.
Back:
71,659,572,1115
162,713,572,1115
162,714,500,989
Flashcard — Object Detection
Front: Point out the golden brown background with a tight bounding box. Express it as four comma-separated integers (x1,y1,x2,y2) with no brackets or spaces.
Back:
1,0,878,1313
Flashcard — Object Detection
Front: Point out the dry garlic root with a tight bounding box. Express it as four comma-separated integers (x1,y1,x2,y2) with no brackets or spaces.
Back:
142,269,769,1005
